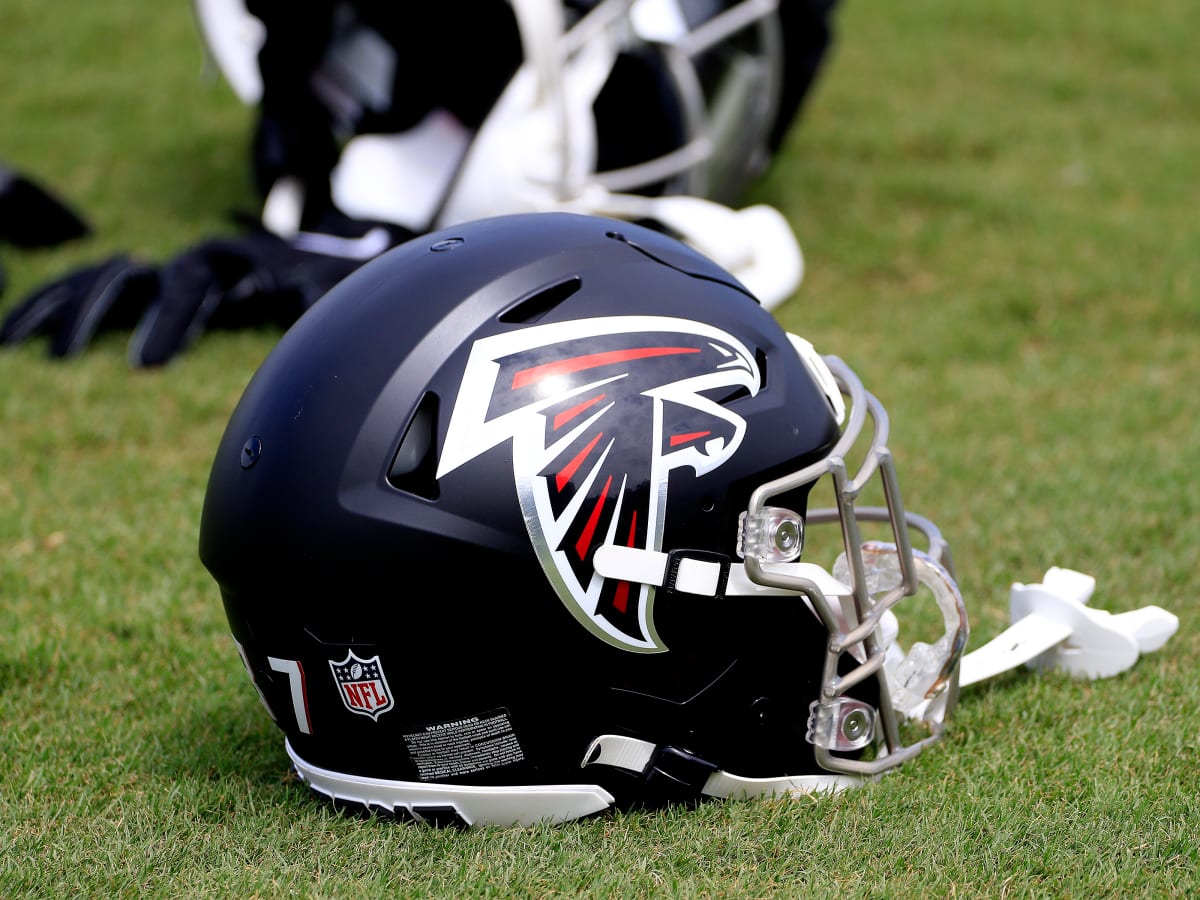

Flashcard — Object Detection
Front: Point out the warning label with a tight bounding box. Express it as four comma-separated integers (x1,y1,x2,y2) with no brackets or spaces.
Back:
402,709,525,780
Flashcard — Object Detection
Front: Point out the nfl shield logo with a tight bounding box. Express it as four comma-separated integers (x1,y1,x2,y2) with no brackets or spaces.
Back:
328,652,394,721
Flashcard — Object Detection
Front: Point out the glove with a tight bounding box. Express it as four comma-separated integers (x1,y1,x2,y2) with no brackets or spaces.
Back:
1,220,406,367
0,255,157,357
128,229,371,367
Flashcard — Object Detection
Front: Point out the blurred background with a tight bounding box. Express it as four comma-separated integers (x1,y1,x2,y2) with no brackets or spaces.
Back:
1,1,1197,895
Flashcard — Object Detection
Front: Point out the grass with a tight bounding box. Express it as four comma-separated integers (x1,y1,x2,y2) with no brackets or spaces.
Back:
2,1,1198,896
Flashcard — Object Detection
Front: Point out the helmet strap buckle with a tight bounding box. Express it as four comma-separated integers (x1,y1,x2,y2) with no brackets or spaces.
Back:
664,549,731,599
640,745,721,807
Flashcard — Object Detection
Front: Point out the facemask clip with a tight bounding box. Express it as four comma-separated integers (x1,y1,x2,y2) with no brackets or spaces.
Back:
807,697,877,752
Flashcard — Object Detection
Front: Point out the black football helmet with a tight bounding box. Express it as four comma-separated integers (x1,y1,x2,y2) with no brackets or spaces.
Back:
200,212,967,827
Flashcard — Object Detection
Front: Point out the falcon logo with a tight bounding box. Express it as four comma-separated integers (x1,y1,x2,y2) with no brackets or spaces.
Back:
437,316,759,652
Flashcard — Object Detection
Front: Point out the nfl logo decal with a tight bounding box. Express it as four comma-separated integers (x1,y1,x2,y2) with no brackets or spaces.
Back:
329,652,394,721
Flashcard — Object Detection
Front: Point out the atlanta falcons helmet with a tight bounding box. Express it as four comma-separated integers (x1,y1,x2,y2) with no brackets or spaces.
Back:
200,211,968,827
191,0,839,308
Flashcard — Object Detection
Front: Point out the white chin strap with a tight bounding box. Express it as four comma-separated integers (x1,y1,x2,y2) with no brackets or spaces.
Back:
958,566,1178,686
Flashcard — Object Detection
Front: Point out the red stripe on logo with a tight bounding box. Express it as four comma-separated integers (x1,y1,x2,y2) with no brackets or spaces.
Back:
613,580,629,614
512,346,699,389
553,393,606,430
612,511,639,614
575,474,613,560
556,432,603,492
670,430,712,447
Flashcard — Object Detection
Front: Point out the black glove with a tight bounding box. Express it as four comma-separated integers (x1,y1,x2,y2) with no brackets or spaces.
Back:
128,230,371,367
0,255,157,357
1,221,406,367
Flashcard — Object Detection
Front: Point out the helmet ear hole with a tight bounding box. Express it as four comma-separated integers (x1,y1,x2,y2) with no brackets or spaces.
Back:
387,394,440,498
754,347,768,391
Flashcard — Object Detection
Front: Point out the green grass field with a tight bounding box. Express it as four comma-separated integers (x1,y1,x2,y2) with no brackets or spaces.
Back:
2,1,1198,896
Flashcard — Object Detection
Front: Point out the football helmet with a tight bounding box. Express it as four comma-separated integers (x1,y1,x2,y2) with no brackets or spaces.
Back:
190,0,839,308
200,211,968,827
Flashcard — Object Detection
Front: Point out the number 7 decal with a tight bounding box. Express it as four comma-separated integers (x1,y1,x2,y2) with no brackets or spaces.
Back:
268,656,313,735
233,637,313,734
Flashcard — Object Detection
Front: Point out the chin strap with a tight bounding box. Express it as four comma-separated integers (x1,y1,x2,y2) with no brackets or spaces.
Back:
592,544,851,600
582,734,865,804
958,566,1178,686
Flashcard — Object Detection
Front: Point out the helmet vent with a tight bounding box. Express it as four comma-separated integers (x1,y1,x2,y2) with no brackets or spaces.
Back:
387,393,440,499
498,277,582,324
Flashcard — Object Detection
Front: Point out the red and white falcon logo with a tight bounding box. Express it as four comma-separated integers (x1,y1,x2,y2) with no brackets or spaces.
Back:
437,316,759,652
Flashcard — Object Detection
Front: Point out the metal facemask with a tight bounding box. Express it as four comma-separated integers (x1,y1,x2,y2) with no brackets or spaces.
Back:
593,335,969,791
755,341,971,780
